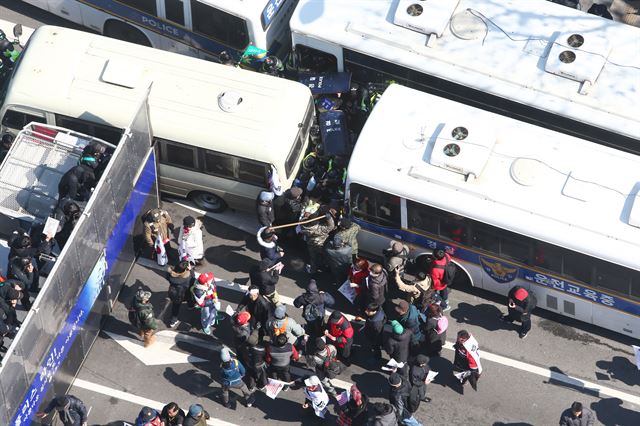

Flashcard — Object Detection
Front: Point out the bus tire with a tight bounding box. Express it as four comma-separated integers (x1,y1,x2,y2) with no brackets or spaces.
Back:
103,20,152,47
189,191,227,213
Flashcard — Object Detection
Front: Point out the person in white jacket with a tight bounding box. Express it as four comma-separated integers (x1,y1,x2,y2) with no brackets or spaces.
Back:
178,216,204,265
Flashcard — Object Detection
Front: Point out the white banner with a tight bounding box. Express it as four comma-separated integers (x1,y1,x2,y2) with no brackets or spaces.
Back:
264,378,288,399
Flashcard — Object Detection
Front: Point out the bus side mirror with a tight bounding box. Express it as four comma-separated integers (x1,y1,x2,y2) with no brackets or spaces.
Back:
13,24,22,39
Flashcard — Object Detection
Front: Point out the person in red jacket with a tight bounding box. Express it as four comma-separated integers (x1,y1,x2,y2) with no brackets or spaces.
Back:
429,249,451,311
324,310,354,364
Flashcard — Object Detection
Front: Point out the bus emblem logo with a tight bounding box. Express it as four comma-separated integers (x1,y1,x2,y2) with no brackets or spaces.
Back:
480,257,518,283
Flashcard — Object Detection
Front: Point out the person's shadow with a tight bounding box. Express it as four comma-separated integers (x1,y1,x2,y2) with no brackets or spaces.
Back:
163,367,215,398
591,398,640,426
595,356,640,386
449,302,505,332
428,355,465,395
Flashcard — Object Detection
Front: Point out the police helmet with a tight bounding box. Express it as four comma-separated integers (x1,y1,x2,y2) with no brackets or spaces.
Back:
303,154,317,171
18,257,31,268
218,51,233,65
79,156,98,169
14,235,31,249
63,201,81,217
1,133,14,147
0,40,13,55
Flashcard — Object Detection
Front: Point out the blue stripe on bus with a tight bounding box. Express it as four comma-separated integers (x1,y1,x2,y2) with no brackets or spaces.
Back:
12,152,156,425
353,218,640,317
77,0,241,56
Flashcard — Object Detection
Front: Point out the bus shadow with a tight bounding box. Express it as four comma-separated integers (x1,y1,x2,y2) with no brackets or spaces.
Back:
449,302,505,332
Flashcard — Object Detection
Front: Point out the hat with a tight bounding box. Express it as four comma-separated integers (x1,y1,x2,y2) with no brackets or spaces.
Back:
135,288,152,303
314,337,326,351
183,216,196,227
350,384,362,405
304,375,321,387
391,320,404,335
329,310,342,323
54,396,70,408
220,348,231,362
339,218,351,229
389,373,402,386
5,288,20,301
307,279,318,293
188,404,203,417
391,242,404,254
415,354,429,365
514,288,529,302
394,300,410,315
259,191,275,202
139,407,156,422
198,272,214,284
236,311,251,326
248,286,260,295
289,187,303,198
274,305,286,319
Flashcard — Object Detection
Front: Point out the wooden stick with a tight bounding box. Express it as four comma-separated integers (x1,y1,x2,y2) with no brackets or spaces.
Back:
268,215,325,230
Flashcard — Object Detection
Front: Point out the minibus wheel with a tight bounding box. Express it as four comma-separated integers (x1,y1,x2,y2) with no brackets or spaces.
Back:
190,191,227,213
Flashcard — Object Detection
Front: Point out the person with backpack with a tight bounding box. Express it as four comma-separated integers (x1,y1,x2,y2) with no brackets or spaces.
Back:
218,347,256,409
267,305,306,345
368,402,398,426
394,300,424,354
266,333,299,390
245,333,268,391
388,373,423,426
300,207,336,274
141,208,173,260
130,288,157,347
337,384,369,426
177,215,204,265
231,311,255,368
166,260,195,328
453,330,482,392
325,310,354,364
192,272,221,335
384,320,412,364
361,303,386,361
249,258,281,306
334,218,361,261
422,303,448,357
383,241,409,276
293,279,335,337
236,287,272,335
324,234,352,285
500,285,537,339
393,267,432,306
307,337,340,399
409,355,432,404
428,249,455,311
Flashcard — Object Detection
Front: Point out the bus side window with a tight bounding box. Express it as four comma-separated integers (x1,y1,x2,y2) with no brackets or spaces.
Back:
159,139,197,169
562,250,593,285
294,45,337,73
164,0,185,25
406,200,438,236
440,214,468,244
238,159,268,187
2,109,46,131
594,261,632,296
498,230,530,264
533,241,563,273
349,183,400,227
55,115,122,145
190,1,249,50
120,0,158,15
204,150,234,179
631,275,640,299
470,223,499,253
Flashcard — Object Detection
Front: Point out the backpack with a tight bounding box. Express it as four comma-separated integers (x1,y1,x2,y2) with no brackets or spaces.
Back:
436,315,449,334
406,385,422,414
433,258,456,286
303,303,321,322
273,317,288,336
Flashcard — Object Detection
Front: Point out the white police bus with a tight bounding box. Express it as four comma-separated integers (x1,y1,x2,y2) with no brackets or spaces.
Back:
20,0,297,61
346,84,640,337
0,26,314,213
290,0,640,154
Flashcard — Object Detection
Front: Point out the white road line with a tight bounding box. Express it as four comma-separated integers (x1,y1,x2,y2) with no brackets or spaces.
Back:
135,264,640,406
73,378,238,426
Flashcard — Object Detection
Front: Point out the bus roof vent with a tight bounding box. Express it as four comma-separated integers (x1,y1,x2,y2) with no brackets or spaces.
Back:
101,59,144,89
627,192,640,228
393,0,460,40
544,32,611,95
429,122,496,179
218,91,245,113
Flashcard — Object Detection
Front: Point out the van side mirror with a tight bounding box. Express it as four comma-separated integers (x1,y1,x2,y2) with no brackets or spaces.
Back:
13,24,23,39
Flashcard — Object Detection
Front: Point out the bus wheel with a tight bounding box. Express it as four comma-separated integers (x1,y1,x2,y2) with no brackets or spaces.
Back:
103,20,152,47
189,191,227,213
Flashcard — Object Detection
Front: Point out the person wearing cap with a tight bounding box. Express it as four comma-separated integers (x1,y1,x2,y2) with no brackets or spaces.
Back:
256,227,285,266
501,285,537,339
36,395,88,426
256,190,276,228
218,347,255,408
388,373,423,426
394,300,424,354
453,330,482,392
178,215,204,265
409,355,432,404
428,249,452,311
133,406,163,426
334,217,361,261
383,241,410,276
131,287,158,347
236,286,272,335
325,310,354,363
232,310,256,368
166,260,195,328
384,320,412,364
245,332,268,391
142,208,174,259
267,304,305,345
0,285,21,352
337,384,369,426
293,279,335,337
279,186,304,239
160,402,186,426
300,206,336,274
250,258,281,306
302,375,330,419
192,272,220,335
53,196,83,249
324,233,353,285
559,401,595,426
183,403,210,426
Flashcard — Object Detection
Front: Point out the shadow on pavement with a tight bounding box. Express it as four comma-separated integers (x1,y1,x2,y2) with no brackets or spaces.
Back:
163,366,215,399
595,356,640,387
449,302,505,332
591,397,640,426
